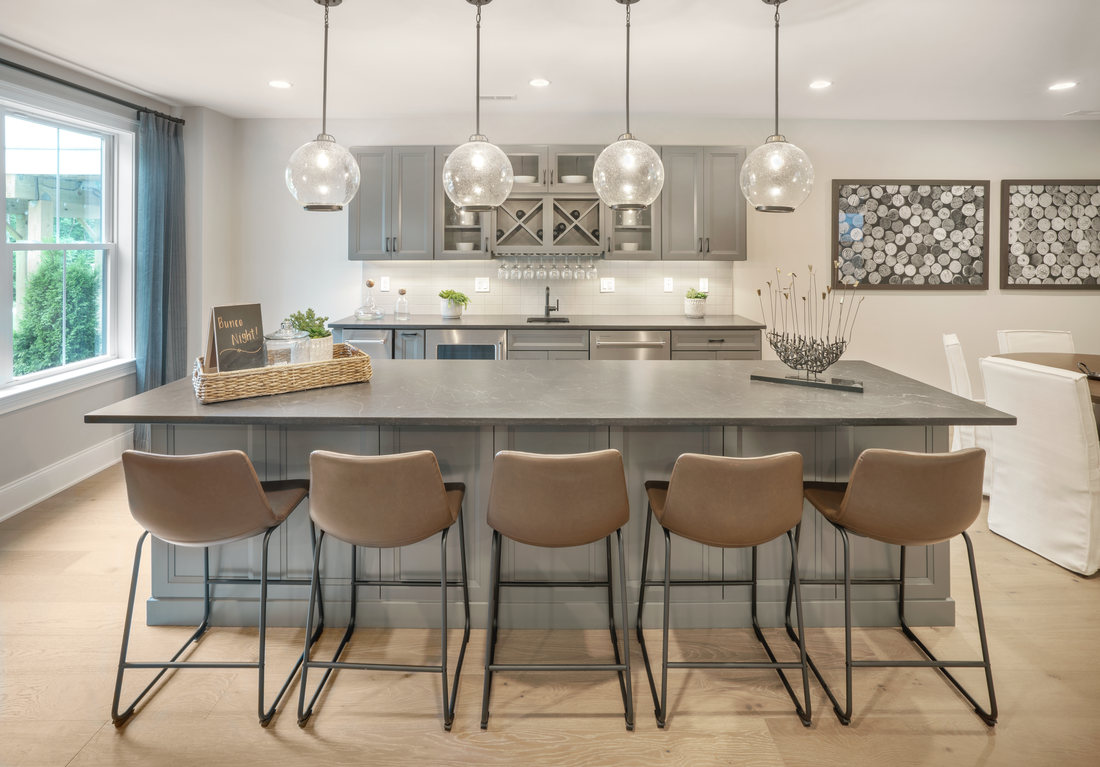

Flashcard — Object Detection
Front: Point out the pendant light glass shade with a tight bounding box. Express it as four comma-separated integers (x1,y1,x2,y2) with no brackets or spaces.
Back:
739,135,814,213
286,0,359,212
443,135,514,213
442,0,513,213
739,0,813,213
594,135,664,210
286,134,360,212
595,0,663,211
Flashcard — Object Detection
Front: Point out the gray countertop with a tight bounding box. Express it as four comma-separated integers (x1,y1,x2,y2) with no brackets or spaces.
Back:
85,360,1014,428
328,314,766,331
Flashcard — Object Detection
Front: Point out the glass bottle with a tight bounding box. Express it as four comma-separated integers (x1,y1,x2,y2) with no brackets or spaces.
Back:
395,288,409,320
354,279,385,319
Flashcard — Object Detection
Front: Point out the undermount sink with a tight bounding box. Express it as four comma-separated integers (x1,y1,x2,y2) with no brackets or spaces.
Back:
526,317,570,323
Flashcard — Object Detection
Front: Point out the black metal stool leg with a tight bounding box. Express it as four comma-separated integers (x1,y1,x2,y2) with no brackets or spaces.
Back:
636,505,665,725
615,528,635,731
480,530,502,729
444,510,472,730
659,527,672,727
297,530,325,726
439,527,453,730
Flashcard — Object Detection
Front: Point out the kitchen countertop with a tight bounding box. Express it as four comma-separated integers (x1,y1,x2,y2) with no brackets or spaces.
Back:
328,314,766,331
85,360,1014,428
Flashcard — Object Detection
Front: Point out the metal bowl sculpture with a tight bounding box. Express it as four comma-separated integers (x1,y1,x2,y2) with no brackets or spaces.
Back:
758,265,864,386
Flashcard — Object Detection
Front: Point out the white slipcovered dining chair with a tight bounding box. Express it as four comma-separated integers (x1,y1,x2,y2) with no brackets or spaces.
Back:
943,334,993,495
996,330,1075,354
979,356,1100,576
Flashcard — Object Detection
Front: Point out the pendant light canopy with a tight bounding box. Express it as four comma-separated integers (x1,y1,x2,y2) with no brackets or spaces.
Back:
594,0,664,211
442,0,514,213
739,0,814,213
286,0,360,212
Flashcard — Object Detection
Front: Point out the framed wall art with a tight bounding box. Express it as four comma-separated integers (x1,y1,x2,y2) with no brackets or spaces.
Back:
832,180,989,290
1000,180,1100,289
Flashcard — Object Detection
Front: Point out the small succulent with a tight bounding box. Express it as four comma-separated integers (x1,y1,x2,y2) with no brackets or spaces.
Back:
438,289,471,308
685,288,708,299
286,308,331,338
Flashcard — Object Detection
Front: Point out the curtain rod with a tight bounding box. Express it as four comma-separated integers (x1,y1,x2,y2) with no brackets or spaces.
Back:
0,56,185,125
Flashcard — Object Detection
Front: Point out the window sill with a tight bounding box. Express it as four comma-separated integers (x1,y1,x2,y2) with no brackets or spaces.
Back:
0,358,136,417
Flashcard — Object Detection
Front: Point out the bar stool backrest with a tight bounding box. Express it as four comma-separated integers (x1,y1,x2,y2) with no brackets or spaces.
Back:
661,452,804,548
487,449,630,548
837,448,985,546
121,449,278,547
309,450,456,547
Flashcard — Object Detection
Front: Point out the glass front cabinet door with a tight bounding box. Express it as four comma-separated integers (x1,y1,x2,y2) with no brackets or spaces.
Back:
434,146,494,259
549,145,602,195
605,198,662,261
499,145,550,193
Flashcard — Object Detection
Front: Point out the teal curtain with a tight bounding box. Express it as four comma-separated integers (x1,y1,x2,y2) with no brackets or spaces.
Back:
134,113,186,451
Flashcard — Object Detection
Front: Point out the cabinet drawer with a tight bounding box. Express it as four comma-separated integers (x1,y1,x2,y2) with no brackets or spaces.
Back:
672,351,716,360
508,350,549,360
548,350,589,360
508,328,590,352
670,329,761,352
716,350,760,360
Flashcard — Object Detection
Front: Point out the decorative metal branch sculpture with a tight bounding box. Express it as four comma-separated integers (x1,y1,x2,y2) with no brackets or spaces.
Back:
757,264,864,380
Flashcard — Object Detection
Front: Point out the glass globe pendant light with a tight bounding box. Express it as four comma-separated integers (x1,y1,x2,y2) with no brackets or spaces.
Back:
442,0,514,213
594,0,664,210
739,0,814,213
285,0,360,211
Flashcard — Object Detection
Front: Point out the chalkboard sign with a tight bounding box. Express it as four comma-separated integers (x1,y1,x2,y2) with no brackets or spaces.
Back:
204,304,264,372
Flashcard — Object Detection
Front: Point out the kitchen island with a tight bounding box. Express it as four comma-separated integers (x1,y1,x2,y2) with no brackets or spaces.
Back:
85,359,1014,630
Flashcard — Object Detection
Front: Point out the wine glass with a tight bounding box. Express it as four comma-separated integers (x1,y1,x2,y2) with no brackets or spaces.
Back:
573,258,585,280
586,258,598,281
523,255,535,281
536,257,548,281
561,256,574,281
549,257,560,280
497,258,508,280
510,257,522,280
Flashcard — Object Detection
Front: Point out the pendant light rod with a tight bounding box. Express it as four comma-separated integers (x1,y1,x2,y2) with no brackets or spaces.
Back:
466,0,492,139
774,0,780,136
616,0,639,137
314,0,342,137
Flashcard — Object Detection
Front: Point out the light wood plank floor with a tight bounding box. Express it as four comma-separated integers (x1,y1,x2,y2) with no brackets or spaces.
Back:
1,463,1098,766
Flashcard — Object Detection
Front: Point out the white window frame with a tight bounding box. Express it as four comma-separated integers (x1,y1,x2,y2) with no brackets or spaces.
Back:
0,75,136,411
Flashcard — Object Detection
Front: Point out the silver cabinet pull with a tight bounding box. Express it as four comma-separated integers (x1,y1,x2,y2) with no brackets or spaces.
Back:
484,237,489,253
542,170,546,185
354,339,387,345
385,237,390,252
608,236,611,252
698,237,703,252
598,341,664,347
399,333,420,338
707,338,726,343
706,237,710,253
550,170,554,185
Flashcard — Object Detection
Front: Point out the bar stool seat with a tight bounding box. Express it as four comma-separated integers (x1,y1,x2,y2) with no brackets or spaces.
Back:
113,449,320,727
297,450,470,731
480,449,634,731
791,447,998,727
637,452,812,728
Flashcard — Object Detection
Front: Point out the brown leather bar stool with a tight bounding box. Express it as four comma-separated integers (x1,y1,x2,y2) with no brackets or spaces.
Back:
480,449,634,731
790,447,997,726
114,449,318,727
636,452,812,728
298,450,470,731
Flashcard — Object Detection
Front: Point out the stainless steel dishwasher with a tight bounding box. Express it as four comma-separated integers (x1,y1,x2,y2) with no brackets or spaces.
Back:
589,330,671,360
341,328,393,362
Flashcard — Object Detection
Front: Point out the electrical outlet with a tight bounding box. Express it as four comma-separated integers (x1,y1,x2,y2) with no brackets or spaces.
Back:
380,276,390,292
664,277,674,293
474,278,490,293
699,277,709,292
600,277,615,293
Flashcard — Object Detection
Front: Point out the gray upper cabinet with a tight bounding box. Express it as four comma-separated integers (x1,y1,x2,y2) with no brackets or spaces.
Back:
605,194,662,261
549,145,603,195
348,146,434,261
500,145,550,193
435,146,493,260
661,146,747,261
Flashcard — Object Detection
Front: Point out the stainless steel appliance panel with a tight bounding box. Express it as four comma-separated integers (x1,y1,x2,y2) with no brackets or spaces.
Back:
342,328,393,362
589,330,671,360
426,328,507,360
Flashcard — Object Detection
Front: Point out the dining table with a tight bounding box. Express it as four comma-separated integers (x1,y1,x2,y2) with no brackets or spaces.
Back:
996,352,1100,404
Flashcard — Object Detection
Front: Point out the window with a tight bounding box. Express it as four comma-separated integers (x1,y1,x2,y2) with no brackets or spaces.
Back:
1,97,132,390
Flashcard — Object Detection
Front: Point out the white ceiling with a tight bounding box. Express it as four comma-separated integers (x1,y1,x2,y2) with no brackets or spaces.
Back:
2,0,1098,122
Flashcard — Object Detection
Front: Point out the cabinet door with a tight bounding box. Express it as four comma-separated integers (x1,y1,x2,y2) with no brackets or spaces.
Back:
348,147,391,260
549,145,603,195
702,146,747,261
394,329,425,359
500,145,549,192
435,146,493,259
391,147,434,260
661,146,705,260
606,198,661,260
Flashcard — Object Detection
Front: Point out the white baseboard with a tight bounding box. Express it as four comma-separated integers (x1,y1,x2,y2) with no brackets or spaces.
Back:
0,430,133,522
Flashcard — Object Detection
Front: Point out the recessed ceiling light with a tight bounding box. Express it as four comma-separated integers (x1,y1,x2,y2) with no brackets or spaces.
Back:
809,80,832,89
269,81,292,89
529,78,551,87
1049,82,1077,90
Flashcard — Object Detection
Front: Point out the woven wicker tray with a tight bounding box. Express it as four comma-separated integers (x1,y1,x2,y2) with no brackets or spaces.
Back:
193,343,372,404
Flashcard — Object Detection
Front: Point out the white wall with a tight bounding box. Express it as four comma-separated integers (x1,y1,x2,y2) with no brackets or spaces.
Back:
213,113,1100,393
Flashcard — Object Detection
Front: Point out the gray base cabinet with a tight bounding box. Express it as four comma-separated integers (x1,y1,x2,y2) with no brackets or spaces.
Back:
145,421,950,631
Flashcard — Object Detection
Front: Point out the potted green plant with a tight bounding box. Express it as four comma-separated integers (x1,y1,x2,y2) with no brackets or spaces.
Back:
439,289,471,319
684,288,708,318
287,308,333,361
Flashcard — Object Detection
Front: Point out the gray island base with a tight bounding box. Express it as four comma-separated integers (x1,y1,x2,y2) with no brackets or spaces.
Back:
85,360,1014,631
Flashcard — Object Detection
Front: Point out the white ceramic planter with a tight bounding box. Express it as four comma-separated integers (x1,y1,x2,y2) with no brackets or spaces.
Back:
441,299,464,319
309,335,333,362
684,298,707,318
